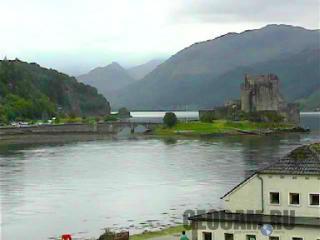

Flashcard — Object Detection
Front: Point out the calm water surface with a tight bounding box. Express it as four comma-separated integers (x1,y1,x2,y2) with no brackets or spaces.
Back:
0,112,319,240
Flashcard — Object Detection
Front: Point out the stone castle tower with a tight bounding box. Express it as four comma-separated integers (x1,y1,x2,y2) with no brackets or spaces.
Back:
240,74,300,123
240,74,285,112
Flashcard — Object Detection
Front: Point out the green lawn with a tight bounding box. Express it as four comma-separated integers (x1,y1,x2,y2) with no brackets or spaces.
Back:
154,120,295,136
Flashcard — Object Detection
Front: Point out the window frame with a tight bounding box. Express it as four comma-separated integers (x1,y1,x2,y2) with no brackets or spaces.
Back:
202,231,213,240
269,236,280,240
291,237,304,240
246,235,256,240
224,233,234,240
308,192,320,207
288,192,301,206
269,191,281,205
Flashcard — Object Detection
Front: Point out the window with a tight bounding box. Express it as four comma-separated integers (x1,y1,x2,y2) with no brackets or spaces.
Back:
246,235,256,240
270,237,280,240
292,238,303,240
224,233,234,240
309,193,320,206
202,232,212,240
270,192,280,205
289,193,300,205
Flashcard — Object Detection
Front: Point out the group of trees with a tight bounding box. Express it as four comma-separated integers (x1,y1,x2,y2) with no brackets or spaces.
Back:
0,94,55,123
0,59,109,124
0,60,56,123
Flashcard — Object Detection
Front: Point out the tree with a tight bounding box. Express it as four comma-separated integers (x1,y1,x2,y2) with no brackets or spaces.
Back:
163,112,177,127
200,112,214,123
117,107,131,118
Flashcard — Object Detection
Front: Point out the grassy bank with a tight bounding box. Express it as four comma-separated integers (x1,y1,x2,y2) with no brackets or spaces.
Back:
154,120,296,137
130,225,188,240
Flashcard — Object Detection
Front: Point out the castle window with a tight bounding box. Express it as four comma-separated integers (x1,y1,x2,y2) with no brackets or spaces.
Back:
269,192,280,205
309,193,320,206
202,232,212,240
224,233,234,240
289,193,300,205
291,237,303,240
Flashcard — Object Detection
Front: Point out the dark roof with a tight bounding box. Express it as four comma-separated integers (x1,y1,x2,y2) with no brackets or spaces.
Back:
189,210,320,227
258,143,320,175
221,143,320,199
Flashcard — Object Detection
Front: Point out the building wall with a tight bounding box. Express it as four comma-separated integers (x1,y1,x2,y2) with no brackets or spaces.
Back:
240,74,284,113
261,174,320,217
240,85,251,112
224,174,320,218
280,103,300,124
224,175,262,212
254,81,283,111
194,221,320,240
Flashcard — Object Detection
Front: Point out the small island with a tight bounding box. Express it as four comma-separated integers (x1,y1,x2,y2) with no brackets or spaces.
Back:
154,74,306,137
154,119,302,137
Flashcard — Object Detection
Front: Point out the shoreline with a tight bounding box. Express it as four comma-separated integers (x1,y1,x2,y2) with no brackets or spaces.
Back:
0,123,309,144
153,120,309,138
97,225,189,240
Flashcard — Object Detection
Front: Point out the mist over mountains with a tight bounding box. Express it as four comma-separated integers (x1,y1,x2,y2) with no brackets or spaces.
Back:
127,59,164,80
77,59,163,98
106,24,319,110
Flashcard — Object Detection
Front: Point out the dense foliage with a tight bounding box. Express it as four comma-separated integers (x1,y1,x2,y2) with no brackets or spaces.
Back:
0,59,110,123
163,112,178,127
199,112,215,123
117,107,131,118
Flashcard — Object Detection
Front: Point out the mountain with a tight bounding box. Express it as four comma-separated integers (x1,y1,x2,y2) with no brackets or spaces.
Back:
77,62,134,98
111,24,320,110
0,59,110,122
127,59,163,80
297,89,320,111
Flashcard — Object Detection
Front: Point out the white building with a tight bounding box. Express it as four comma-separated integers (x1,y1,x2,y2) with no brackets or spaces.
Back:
189,143,320,240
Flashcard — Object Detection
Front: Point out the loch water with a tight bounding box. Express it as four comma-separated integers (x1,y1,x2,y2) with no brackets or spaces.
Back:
0,112,319,240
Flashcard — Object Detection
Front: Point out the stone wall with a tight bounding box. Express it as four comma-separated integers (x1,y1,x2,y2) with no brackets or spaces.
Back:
0,122,159,136
240,74,284,112
240,74,300,124
280,103,300,124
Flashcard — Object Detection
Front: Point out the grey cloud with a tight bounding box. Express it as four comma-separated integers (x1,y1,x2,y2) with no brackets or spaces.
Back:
174,0,319,27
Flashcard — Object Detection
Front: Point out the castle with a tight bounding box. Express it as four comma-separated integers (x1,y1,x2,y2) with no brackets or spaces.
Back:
199,74,300,124
240,74,300,123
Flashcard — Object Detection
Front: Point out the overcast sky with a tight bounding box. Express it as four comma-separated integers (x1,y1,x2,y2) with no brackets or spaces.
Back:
0,0,319,75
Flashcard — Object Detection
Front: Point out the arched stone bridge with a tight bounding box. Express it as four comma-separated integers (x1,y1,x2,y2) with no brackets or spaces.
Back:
99,121,161,135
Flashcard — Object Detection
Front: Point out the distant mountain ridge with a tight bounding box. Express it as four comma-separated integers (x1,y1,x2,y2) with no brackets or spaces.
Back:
77,62,134,98
111,24,320,110
77,59,163,99
127,59,163,80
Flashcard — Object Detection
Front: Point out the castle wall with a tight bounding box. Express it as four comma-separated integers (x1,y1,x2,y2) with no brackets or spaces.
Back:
240,85,251,112
254,81,281,111
240,74,299,124
280,103,300,124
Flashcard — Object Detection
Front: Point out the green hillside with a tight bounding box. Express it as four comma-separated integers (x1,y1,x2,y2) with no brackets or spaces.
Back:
111,25,320,110
297,89,320,111
0,59,110,123
113,48,320,110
